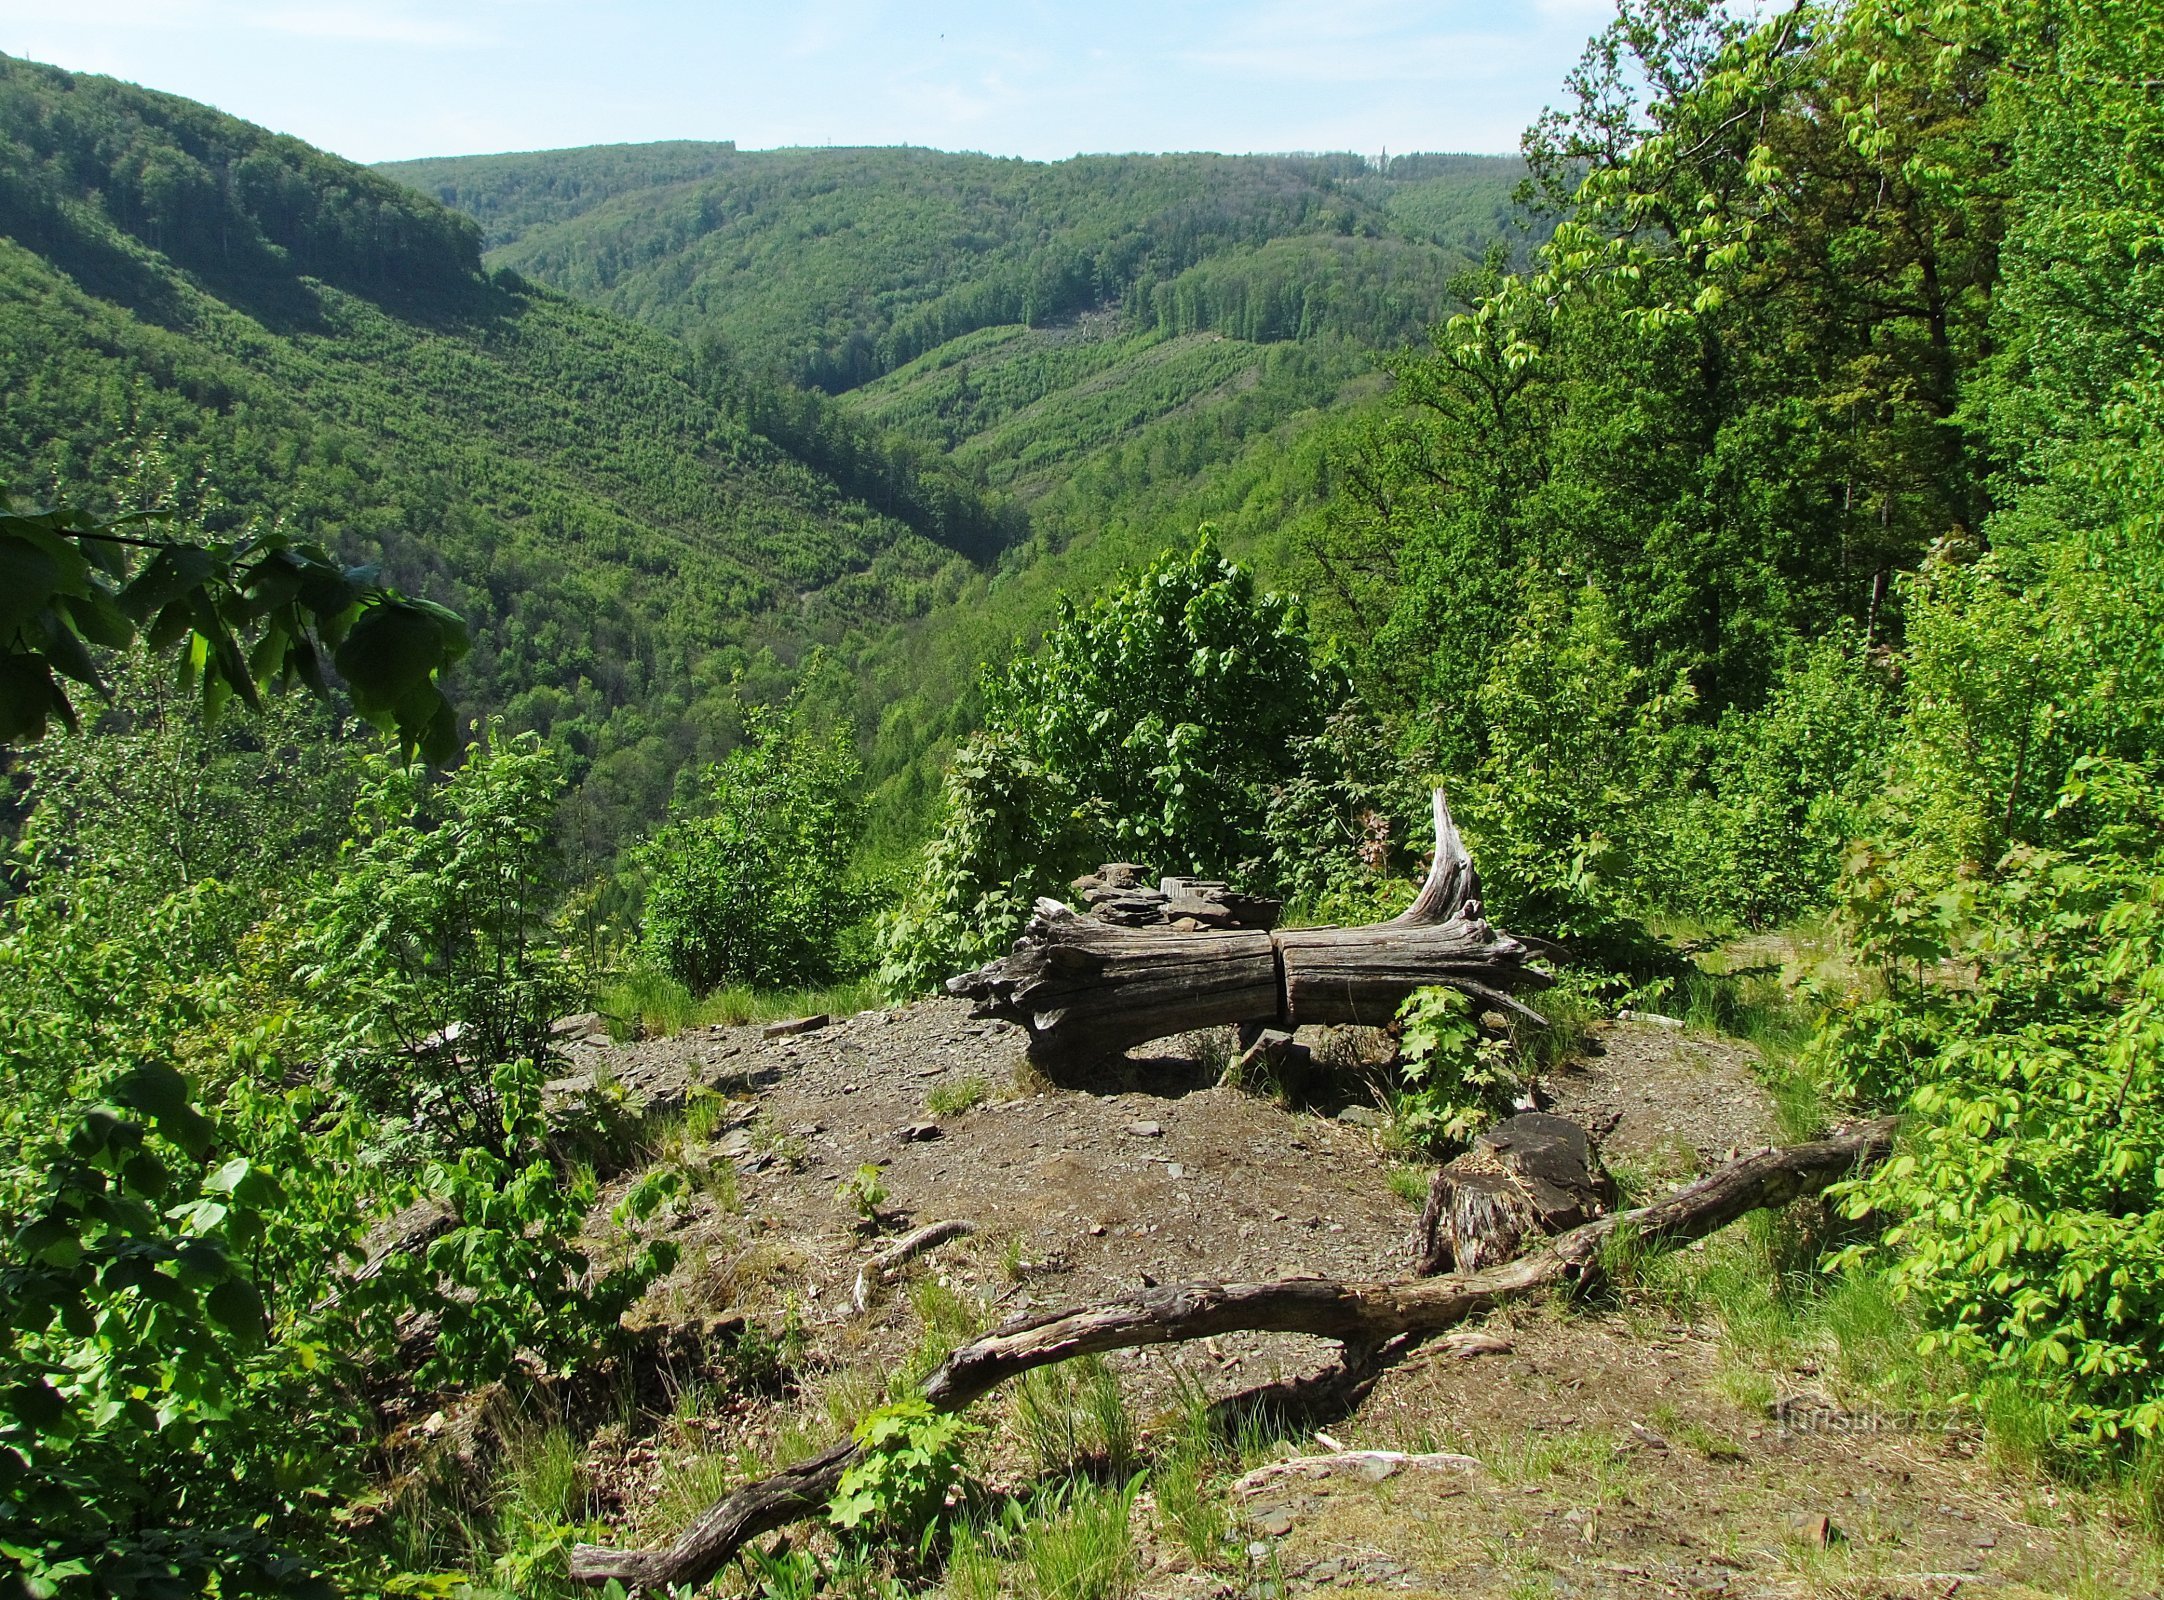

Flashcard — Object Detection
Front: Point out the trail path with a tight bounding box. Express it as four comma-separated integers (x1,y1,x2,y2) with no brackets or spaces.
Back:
556,1004,2152,1600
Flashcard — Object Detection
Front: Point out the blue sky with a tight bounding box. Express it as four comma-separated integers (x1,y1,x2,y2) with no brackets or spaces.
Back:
0,1,1614,165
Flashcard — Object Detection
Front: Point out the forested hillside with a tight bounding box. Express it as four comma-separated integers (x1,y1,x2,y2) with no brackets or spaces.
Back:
0,54,1005,858
380,144,1534,834
380,145,1526,389
7,2,2164,1597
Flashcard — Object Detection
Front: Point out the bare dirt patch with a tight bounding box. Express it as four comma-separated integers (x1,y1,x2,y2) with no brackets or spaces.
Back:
561,1006,2158,1598
1547,1021,1778,1182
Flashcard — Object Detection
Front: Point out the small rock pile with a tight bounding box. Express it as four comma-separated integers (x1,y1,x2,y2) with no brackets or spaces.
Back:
1067,863,1281,931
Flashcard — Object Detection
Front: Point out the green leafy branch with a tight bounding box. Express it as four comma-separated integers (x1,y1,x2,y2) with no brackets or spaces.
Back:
1,493,467,761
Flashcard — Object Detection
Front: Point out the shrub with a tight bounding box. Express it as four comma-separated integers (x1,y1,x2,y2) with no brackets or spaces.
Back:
303,726,576,1156
879,532,1350,990
1391,985,1527,1151
1,1069,375,1599
826,1398,975,1550
1455,576,1689,976
1823,759,2164,1445
0,1051,680,1598
1689,631,1898,929
642,702,863,992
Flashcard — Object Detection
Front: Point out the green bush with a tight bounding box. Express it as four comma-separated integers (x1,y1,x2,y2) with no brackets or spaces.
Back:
2,1069,372,1599
1454,576,1688,976
1823,759,2164,1445
879,532,1351,990
1689,633,1897,929
641,701,863,992
302,727,577,1156
1391,986,1527,1151
826,1397,975,1551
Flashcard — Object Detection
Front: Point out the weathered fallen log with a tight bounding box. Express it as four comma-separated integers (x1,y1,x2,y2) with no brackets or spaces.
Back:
1415,1113,1616,1276
950,790,1552,1064
568,1117,1897,1590
852,1219,977,1313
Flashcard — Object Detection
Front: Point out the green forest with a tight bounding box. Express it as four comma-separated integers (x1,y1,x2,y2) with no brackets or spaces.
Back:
6,0,2164,1594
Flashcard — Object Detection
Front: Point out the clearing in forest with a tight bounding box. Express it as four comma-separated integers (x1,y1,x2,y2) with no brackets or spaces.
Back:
497,1003,2161,1600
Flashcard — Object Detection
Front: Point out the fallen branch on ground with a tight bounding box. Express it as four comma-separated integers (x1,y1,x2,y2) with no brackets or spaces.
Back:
853,1219,977,1313
568,1117,1896,1590
1230,1448,1482,1494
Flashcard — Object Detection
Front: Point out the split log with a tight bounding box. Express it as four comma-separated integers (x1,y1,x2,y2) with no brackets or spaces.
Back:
951,790,1550,1064
1415,1113,1616,1276
569,1117,1897,1590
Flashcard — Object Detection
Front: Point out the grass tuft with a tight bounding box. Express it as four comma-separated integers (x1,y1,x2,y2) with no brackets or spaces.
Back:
1017,1476,1140,1600
926,1075,990,1116
1015,1354,1136,1480
1151,1382,1232,1568
599,966,886,1040
1386,1164,1430,1205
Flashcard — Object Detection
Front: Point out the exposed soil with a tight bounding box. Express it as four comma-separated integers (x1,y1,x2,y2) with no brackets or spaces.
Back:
1546,1022,1779,1181
553,1003,2157,1600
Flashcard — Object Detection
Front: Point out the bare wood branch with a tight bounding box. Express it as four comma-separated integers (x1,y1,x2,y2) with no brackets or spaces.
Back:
1394,789,1480,927
569,1118,1897,1590
853,1219,977,1313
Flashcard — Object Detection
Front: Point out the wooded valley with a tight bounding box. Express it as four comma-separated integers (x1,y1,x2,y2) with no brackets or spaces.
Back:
4,0,2163,1595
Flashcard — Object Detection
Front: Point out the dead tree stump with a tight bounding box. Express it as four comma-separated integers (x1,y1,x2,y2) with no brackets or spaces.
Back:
1414,1113,1616,1275
951,790,1552,1064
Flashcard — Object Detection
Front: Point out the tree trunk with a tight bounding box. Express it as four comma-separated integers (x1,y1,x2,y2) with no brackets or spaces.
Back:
569,1119,1898,1591
951,791,1551,1063
1415,1113,1615,1276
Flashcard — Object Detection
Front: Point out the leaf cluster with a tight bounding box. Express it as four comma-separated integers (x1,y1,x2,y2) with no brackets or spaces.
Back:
1,495,466,759
827,1398,976,1550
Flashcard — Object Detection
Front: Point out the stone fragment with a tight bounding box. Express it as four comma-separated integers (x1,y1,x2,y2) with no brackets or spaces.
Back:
763,1013,829,1039
1126,1120,1165,1137
1788,1511,1833,1547
1337,1104,1386,1129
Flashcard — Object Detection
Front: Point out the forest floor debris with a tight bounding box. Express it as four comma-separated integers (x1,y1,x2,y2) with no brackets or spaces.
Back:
548,1002,2157,1599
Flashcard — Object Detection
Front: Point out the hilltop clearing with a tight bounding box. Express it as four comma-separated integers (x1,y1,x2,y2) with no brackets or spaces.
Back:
503,1005,2156,1599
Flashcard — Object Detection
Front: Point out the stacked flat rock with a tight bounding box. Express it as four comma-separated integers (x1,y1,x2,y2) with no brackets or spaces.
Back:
1068,864,1282,932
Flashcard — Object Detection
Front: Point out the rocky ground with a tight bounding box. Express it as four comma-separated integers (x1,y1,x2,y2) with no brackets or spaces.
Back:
546,1001,2158,1600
